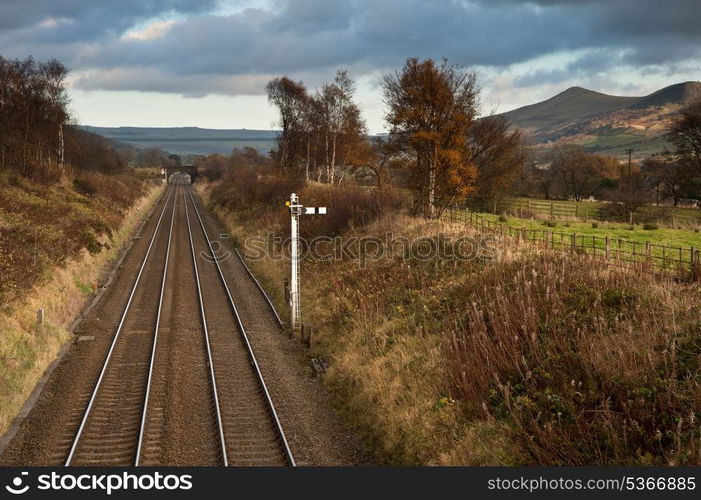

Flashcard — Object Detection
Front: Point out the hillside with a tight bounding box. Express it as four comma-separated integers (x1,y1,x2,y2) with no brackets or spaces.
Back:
501,81,701,160
80,126,279,156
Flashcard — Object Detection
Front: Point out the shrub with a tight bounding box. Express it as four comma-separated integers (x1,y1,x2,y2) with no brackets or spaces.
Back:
498,214,508,223
447,255,701,465
643,223,658,230
0,170,148,308
543,220,557,228
591,222,599,228
210,168,405,239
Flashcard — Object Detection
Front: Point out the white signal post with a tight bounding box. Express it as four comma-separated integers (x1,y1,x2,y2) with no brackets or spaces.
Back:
286,193,326,332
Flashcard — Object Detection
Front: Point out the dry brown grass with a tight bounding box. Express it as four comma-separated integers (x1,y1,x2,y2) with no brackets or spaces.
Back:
202,177,701,466
447,252,701,465
0,184,163,434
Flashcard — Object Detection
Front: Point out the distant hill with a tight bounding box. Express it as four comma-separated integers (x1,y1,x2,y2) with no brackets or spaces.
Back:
79,126,279,156
500,81,701,160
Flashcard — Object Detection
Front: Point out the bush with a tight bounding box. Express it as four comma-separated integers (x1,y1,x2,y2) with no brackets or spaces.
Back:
643,223,659,230
598,202,629,222
591,222,599,228
543,220,557,228
210,168,405,239
498,214,508,223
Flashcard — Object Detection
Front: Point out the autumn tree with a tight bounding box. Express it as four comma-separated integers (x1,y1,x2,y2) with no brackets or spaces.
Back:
467,115,526,203
0,55,70,180
549,145,616,201
266,76,308,172
139,147,170,168
642,156,698,206
668,93,701,168
363,136,412,191
63,127,127,174
198,154,229,181
383,58,479,217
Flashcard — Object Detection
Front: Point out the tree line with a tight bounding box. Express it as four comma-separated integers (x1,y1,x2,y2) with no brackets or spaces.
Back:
267,58,526,217
0,55,69,179
266,69,367,184
0,55,133,181
267,59,701,216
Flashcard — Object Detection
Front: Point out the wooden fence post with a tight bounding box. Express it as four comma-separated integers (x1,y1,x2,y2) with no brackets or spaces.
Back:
662,244,667,269
690,246,696,276
571,232,577,250
645,241,651,266
605,236,610,259
550,203,554,219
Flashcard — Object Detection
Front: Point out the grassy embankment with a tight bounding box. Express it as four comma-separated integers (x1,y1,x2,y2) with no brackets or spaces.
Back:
0,171,162,434
200,173,701,465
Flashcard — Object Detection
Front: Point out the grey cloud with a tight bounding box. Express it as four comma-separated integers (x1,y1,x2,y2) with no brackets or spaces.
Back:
0,0,219,37
0,0,698,96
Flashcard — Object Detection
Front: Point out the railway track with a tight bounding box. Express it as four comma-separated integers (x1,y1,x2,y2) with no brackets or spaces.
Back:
63,176,294,466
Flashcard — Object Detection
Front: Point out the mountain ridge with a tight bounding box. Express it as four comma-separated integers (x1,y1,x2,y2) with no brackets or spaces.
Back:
79,126,280,156
501,81,701,159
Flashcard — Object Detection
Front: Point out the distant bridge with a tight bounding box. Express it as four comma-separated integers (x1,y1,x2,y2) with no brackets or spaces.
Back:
163,165,198,183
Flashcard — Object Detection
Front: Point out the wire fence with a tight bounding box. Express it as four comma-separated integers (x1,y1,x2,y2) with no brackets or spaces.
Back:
442,206,701,280
490,198,701,228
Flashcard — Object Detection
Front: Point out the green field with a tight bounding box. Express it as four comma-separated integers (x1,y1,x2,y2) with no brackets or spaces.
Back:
496,197,701,228
444,206,701,275
475,212,701,249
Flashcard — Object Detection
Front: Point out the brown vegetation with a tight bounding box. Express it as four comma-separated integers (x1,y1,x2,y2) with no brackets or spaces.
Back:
202,170,701,465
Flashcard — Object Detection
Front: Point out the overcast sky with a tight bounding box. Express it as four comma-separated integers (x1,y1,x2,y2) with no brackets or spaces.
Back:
1,0,699,133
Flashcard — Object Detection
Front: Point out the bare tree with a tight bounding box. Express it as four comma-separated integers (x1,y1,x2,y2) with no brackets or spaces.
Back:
266,76,307,171
0,55,70,180
642,157,698,206
550,145,614,201
668,93,701,168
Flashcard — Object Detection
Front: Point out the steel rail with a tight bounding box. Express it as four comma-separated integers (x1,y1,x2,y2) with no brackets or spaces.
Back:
181,179,229,466
134,178,179,466
65,183,176,466
233,248,284,329
184,185,296,466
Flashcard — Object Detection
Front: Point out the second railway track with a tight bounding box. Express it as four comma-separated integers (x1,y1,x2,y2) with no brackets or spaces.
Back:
64,176,294,466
